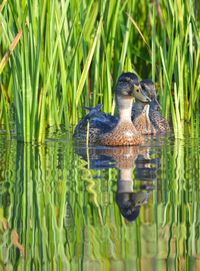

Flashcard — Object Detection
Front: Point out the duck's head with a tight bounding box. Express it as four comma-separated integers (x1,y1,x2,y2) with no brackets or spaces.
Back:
116,73,151,104
140,79,161,110
116,192,140,222
140,79,156,100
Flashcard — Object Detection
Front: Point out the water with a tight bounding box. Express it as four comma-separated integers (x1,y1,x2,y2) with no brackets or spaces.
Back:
0,129,200,270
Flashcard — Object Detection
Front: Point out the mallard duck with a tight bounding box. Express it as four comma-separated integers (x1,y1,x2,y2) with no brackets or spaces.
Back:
132,79,170,134
132,103,156,135
73,104,118,143
74,72,151,145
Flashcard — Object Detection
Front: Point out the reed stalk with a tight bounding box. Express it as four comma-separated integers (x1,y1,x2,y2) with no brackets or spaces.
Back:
0,0,199,141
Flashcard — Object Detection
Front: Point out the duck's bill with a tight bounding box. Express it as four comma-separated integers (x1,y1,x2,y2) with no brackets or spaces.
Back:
133,85,151,103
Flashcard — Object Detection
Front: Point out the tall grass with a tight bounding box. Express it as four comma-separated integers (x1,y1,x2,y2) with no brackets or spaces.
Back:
0,0,200,142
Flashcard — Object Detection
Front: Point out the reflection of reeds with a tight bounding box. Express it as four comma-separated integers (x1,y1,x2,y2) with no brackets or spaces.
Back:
0,137,199,269
0,1,199,141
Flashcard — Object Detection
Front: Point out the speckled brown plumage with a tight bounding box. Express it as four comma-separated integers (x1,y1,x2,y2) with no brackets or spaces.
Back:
133,105,156,135
132,79,170,134
149,110,170,133
73,104,118,143
98,121,143,146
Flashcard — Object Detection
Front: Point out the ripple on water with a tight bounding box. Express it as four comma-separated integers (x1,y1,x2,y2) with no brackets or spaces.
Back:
0,129,199,270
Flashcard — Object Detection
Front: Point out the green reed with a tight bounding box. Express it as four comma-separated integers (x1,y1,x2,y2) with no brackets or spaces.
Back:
0,0,200,142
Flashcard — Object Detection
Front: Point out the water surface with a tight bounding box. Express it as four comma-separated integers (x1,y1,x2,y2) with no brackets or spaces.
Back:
0,126,200,271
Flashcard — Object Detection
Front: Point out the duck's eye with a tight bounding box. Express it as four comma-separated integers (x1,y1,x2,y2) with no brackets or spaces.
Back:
134,85,140,92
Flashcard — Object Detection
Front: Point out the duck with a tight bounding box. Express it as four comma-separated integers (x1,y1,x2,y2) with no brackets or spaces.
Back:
132,79,170,134
73,104,118,143
74,72,151,145
132,103,156,134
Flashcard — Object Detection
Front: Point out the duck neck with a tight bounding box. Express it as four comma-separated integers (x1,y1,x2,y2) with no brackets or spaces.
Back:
135,99,146,110
117,96,133,123
144,104,150,121
117,168,133,193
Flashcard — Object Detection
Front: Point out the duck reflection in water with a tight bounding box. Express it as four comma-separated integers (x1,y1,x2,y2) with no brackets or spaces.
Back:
75,145,160,222
116,153,151,222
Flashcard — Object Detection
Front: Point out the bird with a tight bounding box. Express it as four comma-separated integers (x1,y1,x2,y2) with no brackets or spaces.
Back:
132,79,170,134
73,104,118,143
74,72,151,146
132,103,156,135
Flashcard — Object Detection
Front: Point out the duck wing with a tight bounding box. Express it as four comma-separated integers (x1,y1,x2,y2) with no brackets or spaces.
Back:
150,110,170,133
74,104,118,142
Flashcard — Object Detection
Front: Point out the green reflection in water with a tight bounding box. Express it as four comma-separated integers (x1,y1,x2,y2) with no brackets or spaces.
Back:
0,134,199,271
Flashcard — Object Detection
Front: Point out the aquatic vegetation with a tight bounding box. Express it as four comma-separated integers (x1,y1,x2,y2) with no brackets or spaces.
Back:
0,2,199,269
0,0,199,142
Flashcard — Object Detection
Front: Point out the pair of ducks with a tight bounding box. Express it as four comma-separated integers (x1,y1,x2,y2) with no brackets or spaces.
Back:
74,72,170,146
